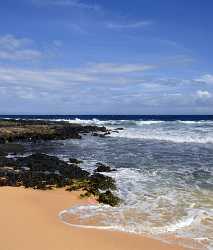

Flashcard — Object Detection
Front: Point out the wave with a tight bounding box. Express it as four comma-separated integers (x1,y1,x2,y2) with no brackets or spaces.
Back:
177,120,213,125
59,206,209,234
59,205,196,233
54,118,166,126
54,118,105,125
0,117,170,126
53,118,213,127
136,120,164,125
58,167,213,250
111,129,213,144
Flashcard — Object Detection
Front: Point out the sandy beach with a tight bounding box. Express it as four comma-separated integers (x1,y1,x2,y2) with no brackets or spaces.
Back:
0,187,190,250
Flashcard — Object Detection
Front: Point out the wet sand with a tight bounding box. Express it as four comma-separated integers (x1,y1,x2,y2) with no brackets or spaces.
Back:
0,187,190,250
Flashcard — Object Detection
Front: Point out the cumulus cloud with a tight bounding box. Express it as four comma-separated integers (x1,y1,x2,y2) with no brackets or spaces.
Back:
196,90,212,99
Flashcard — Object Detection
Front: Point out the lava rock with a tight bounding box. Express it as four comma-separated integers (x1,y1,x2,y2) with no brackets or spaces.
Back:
17,153,89,179
0,119,109,143
0,143,25,156
69,158,83,164
90,173,116,191
95,163,114,172
98,190,121,207
115,128,124,131
0,137,6,144
0,156,17,168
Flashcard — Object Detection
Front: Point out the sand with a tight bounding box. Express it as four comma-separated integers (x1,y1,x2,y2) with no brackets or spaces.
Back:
0,187,190,250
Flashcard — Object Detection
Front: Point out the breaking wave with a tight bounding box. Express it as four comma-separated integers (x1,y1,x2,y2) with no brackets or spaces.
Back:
59,167,213,250
111,129,213,144
56,118,213,126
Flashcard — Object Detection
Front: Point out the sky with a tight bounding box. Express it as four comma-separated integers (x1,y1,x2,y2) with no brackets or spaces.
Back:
0,0,213,115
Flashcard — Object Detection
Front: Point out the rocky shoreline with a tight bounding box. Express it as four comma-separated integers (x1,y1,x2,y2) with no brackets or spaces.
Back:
0,119,110,143
0,119,121,206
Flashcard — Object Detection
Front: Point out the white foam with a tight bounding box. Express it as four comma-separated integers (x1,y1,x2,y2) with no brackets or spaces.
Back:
35,118,166,127
111,127,213,144
136,120,165,125
58,166,213,250
177,120,213,125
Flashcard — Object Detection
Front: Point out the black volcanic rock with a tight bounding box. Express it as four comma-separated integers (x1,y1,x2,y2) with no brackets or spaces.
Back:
89,173,116,191
66,172,120,206
115,128,124,131
0,137,6,144
69,158,83,164
95,163,114,172
98,190,121,207
0,153,121,206
0,153,90,189
0,143,25,155
16,153,89,179
0,119,109,143
0,156,17,168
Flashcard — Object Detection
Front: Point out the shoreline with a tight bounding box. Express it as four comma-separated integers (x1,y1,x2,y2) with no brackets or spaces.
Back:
0,187,191,250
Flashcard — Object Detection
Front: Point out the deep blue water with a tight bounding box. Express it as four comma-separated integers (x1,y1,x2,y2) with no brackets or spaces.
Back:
1,114,213,121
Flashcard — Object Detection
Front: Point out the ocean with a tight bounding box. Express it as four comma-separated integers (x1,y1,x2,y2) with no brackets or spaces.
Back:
2,115,213,249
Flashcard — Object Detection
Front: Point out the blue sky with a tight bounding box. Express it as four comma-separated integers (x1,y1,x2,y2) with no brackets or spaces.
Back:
0,0,213,114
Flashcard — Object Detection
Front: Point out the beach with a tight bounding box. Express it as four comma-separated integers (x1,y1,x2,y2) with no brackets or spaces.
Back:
0,187,189,250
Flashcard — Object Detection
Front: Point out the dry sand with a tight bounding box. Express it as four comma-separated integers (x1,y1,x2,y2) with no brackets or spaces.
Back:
0,187,190,250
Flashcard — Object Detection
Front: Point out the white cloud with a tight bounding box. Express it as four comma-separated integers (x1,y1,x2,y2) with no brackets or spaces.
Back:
195,74,213,84
85,63,155,74
0,35,43,61
0,49,42,61
0,67,95,90
106,21,152,29
0,34,63,61
196,90,212,99
1,64,213,114
33,0,101,11
0,34,32,50
0,63,155,96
